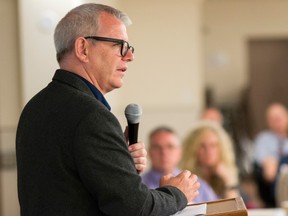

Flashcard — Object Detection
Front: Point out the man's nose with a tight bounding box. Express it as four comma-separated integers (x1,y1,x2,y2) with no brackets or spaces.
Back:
123,49,134,62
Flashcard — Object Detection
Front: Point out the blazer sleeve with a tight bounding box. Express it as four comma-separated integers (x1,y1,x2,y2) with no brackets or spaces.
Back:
73,107,187,216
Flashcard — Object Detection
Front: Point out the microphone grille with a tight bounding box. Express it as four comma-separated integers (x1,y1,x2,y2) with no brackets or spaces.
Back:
125,103,142,124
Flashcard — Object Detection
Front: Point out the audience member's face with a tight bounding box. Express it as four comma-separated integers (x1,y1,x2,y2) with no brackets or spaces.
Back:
202,109,223,125
267,104,288,136
87,12,134,94
197,130,220,168
149,131,182,174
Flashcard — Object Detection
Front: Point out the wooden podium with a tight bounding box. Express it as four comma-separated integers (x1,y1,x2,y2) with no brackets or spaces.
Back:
189,197,248,216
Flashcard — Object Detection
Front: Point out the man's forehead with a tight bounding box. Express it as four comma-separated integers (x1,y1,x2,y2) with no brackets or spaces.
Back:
97,12,128,39
268,108,287,118
151,132,180,145
98,12,121,25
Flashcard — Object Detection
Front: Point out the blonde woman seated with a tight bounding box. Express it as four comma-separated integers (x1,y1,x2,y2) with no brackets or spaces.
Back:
180,122,239,199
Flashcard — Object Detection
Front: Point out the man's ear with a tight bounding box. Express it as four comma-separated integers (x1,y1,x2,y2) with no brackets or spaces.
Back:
74,37,89,62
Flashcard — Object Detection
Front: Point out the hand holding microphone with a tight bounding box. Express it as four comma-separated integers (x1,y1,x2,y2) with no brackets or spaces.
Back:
128,141,147,174
125,104,146,174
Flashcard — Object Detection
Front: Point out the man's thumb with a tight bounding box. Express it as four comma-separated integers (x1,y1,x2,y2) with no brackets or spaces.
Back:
160,173,173,186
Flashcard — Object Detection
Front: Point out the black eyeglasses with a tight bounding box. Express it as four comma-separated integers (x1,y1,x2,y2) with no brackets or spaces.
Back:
84,36,134,57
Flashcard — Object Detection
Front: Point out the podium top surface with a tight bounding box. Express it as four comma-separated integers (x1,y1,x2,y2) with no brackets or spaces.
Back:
190,197,248,216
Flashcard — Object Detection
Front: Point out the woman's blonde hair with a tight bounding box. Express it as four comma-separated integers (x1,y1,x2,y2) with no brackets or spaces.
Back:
180,122,238,195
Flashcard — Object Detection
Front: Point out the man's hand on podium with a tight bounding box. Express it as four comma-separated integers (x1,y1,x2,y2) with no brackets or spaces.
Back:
160,170,200,202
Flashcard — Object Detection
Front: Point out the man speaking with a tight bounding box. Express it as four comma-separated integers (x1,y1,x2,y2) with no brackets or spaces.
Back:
16,3,200,216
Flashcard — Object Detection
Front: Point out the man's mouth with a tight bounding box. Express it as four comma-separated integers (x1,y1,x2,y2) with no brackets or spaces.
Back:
117,67,127,73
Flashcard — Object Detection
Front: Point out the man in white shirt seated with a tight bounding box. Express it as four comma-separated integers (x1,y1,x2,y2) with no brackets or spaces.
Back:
254,103,288,207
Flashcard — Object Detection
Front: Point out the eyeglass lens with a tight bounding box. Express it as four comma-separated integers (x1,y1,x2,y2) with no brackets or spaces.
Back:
122,42,134,57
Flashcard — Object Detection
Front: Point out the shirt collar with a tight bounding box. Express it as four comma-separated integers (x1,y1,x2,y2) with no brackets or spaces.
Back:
150,167,181,177
72,73,111,111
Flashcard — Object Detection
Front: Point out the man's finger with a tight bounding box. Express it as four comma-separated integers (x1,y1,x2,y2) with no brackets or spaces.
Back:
133,157,147,165
130,149,147,158
178,170,192,179
135,164,146,172
128,142,145,151
161,173,173,182
191,181,201,191
189,174,198,183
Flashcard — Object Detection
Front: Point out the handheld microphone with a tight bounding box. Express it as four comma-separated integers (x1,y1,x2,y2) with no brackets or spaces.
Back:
125,104,142,145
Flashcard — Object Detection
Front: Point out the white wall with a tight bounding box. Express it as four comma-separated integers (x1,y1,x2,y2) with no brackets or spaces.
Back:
204,0,288,105
0,0,21,215
18,0,89,104
111,0,205,142
0,0,21,127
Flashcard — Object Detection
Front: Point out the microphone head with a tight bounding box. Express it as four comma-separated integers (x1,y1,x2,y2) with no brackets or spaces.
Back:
125,103,142,124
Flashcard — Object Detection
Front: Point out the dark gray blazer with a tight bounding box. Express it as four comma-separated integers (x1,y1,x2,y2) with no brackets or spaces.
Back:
16,70,187,216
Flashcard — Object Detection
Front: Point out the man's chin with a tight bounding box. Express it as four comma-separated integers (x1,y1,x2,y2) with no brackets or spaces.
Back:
113,81,124,89
105,83,122,94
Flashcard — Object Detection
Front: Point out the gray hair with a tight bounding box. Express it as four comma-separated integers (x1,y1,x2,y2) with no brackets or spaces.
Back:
148,126,180,150
149,126,177,140
54,3,132,63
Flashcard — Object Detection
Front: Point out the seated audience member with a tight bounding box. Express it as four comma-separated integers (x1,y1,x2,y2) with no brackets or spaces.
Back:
202,107,223,125
142,126,218,203
276,164,288,206
254,103,288,207
281,155,288,166
180,122,239,199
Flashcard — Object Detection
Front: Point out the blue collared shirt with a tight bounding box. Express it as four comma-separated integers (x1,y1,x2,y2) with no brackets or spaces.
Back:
254,130,288,165
141,168,218,203
72,73,111,111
